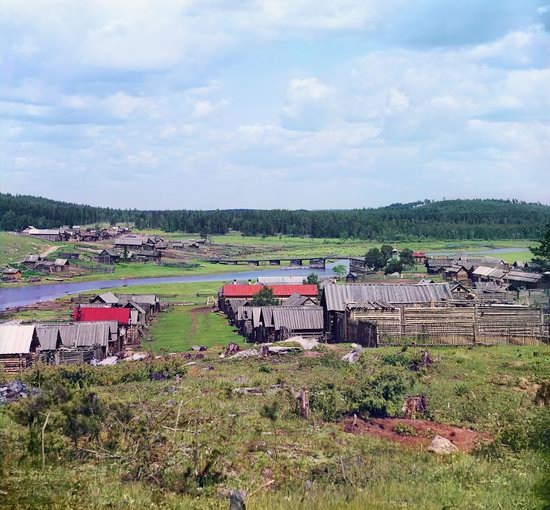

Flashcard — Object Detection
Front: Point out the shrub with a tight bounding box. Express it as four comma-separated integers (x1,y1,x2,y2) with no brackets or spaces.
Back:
393,423,418,437
260,400,280,423
310,367,414,421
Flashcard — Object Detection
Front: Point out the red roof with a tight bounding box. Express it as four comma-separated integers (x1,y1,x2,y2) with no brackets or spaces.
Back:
221,284,318,298
413,252,426,257
74,307,130,324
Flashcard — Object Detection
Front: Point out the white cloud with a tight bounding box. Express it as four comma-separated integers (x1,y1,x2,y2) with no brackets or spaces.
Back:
1,1,549,208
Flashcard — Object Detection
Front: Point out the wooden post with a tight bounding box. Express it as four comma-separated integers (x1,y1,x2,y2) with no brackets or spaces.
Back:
473,305,479,345
400,307,405,336
300,387,310,419
41,410,51,469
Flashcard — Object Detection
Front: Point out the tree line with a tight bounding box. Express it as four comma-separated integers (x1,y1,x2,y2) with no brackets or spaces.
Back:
1,193,549,241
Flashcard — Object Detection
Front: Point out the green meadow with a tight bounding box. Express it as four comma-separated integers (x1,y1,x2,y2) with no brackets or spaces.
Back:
1,344,548,509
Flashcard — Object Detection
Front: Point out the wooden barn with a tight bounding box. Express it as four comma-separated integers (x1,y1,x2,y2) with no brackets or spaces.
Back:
25,228,61,242
96,249,121,265
0,324,40,372
321,283,454,342
242,306,324,343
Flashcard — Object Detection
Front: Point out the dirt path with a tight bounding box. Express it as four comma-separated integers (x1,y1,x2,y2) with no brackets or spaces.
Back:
40,245,58,258
189,306,211,341
343,417,489,452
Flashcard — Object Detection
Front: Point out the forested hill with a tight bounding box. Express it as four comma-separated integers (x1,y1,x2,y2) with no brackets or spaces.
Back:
0,193,548,240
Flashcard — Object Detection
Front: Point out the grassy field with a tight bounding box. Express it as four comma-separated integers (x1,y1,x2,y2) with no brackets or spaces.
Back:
1,344,548,509
0,232,52,266
148,306,245,353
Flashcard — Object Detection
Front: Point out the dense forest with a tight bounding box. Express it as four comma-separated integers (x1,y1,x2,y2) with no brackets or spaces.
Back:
0,193,548,241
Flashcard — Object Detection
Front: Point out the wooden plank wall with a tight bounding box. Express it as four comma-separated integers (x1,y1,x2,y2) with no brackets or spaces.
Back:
347,305,547,347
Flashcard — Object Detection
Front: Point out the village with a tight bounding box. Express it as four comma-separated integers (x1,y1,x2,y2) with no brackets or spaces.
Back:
1,232,549,372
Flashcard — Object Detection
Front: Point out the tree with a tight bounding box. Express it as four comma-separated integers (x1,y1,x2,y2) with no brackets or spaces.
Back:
306,273,320,285
399,248,415,267
380,244,394,263
122,245,129,260
365,248,385,271
332,264,346,277
530,225,550,270
251,287,278,306
385,259,404,275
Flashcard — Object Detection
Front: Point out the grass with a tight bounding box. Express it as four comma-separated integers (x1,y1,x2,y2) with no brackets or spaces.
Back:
1,344,548,509
1,230,536,288
0,232,52,266
148,305,245,353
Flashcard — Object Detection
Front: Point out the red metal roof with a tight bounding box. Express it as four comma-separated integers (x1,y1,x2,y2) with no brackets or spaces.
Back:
413,252,426,257
221,284,318,298
74,306,130,324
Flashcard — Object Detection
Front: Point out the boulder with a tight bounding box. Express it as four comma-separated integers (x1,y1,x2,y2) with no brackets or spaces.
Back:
342,346,364,363
428,435,458,455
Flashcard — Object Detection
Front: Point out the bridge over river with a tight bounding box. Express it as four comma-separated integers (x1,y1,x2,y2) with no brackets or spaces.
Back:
205,256,343,269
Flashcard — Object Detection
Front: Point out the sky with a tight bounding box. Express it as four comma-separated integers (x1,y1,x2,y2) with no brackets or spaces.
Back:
1,0,549,210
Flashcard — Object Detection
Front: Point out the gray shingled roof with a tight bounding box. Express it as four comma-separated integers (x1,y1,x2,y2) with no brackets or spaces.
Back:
272,307,323,331
36,326,62,350
0,325,37,354
323,283,453,312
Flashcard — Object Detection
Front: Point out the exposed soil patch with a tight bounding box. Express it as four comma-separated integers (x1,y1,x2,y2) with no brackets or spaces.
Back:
189,306,211,337
343,417,489,452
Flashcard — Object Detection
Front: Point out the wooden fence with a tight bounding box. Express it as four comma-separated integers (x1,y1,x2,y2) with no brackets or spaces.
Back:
346,304,548,347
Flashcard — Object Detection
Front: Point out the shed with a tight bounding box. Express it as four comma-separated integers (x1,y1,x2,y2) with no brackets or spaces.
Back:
3,267,22,281
0,324,39,372
54,258,70,270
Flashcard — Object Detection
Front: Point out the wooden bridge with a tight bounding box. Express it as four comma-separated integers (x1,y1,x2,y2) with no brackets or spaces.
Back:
205,256,342,269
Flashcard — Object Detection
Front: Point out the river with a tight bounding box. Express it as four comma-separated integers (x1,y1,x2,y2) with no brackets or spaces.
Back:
0,261,349,311
0,246,529,311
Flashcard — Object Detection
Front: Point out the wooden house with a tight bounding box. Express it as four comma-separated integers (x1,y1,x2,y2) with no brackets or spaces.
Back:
54,258,70,271
0,324,40,372
443,265,470,283
117,294,161,316
96,249,121,265
90,292,119,305
25,228,61,242
58,252,80,260
22,254,42,266
56,321,120,361
79,231,99,242
115,237,155,252
2,267,22,281
36,326,63,364
504,270,543,290
129,250,161,263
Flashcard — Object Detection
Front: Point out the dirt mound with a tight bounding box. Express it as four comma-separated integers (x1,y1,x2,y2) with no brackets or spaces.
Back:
343,417,488,452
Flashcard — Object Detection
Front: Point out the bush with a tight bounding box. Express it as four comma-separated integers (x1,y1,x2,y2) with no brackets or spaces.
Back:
310,367,414,421
393,423,418,437
21,358,187,388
